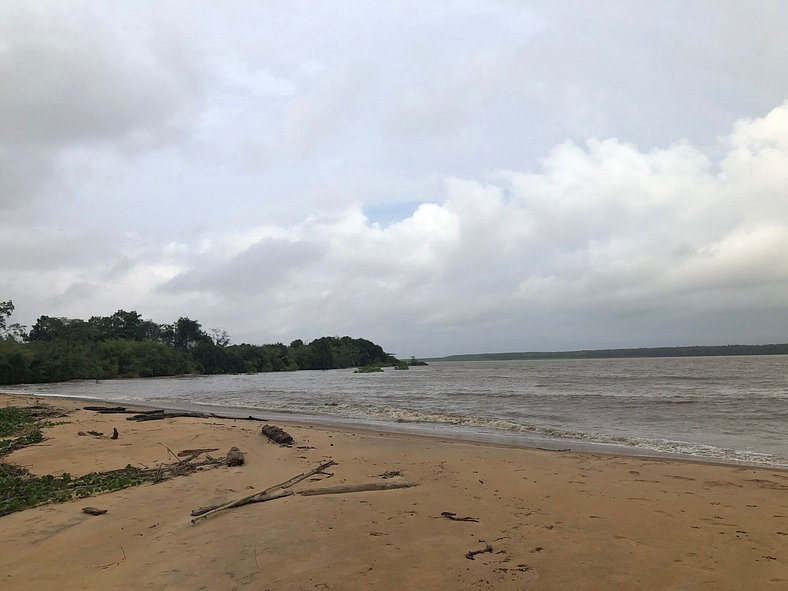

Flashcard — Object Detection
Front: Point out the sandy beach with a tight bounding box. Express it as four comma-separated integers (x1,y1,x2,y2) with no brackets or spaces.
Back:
1,393,786,590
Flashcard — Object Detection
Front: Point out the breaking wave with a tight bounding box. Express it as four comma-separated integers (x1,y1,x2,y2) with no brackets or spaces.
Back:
311,402,788,467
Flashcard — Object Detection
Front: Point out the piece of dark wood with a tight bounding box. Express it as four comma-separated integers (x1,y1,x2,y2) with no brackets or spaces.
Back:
83,406,127,413
111,428,119,440
465,543,493,560
84,406,166,415
261,424,294,445
441,511,480,522
126,411,212,422
226,446,245,466
82,507,107,515
177,448,220,457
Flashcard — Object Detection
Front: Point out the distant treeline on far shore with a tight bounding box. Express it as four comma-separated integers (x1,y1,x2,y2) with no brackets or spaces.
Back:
426,343,788,362
0,302,395,385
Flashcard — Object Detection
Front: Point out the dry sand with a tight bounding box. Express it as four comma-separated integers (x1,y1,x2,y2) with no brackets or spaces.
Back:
1,393,786,590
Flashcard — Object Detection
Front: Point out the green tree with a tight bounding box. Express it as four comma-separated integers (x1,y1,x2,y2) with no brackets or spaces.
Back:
173,317,208,349
27,315,72,342
0,301,26,341
109,310,144,340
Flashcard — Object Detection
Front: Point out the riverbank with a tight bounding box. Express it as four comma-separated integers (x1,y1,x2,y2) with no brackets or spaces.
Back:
1,393,786,590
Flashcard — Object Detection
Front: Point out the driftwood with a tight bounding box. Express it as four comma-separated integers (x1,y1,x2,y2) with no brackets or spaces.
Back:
111,428,119,440
158,443,183,463
83,406,164,415
177,448,219,462
178,448,219,457
441,511,479,522
191,490,295,518
191,460,337,522
226,446,245,466
466,543,493,560
84,406,270,423
87,430,103,437
83,406,128,413
297,481,416,496
82,507,107,515
127,411,212,422
261,424,293,445
191,463,417,524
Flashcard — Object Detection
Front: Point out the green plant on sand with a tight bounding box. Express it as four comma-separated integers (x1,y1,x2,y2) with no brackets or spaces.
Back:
0,404,222,517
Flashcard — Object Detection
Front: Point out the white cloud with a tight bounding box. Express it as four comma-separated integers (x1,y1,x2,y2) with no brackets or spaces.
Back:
127,101,787,352
2,3,788,355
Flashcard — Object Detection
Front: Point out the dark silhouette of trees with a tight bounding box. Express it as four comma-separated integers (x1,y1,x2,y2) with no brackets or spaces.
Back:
0,305,394,384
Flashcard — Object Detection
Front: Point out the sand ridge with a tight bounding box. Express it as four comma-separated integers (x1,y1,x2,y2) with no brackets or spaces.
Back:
1,393,786,590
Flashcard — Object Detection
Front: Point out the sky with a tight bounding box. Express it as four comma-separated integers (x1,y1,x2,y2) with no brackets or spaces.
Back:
1,1,788,357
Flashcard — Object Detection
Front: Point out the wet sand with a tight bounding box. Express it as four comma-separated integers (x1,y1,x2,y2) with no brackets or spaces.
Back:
1,393,786,590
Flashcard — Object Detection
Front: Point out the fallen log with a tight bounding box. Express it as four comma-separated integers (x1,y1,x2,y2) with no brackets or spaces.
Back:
83,406,127,413
84,407,165,415
85,406,272,423
261,424,293,445
297,481,416,496
126,411,212,422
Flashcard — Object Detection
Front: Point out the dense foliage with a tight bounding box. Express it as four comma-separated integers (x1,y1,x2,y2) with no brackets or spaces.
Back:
0,302,394,384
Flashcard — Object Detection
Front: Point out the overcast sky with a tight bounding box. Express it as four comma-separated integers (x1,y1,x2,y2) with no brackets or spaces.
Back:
2,1,787,356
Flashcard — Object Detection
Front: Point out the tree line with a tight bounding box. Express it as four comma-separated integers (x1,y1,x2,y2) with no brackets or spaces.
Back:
430,343,788,362
0,301,395,384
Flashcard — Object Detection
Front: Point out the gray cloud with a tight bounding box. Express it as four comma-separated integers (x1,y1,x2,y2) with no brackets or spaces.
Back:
0,3,206,210
163,238,326,296
1,2,787,355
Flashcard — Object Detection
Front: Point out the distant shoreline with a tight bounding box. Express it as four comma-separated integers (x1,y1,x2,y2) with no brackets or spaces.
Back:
424,343,788,362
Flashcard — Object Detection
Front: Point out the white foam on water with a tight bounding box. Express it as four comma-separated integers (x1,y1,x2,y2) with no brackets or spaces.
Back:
310,402,788,467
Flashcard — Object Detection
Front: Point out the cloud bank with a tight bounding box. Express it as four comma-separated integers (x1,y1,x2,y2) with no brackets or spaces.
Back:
1,2,787,355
